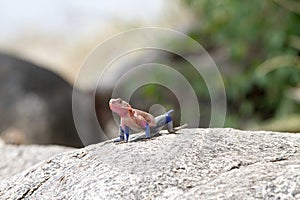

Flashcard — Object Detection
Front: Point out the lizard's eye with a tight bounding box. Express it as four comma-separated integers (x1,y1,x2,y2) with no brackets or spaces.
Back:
121,102,128,107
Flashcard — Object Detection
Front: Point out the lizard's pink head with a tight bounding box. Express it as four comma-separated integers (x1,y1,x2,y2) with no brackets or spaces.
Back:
109,98,131,117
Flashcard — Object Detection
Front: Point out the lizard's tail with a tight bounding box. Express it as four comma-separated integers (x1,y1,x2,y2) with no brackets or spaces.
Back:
166,109,174,115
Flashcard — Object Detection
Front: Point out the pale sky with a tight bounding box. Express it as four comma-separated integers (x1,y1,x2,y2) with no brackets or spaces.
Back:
0,0,189,87
0,0,165,40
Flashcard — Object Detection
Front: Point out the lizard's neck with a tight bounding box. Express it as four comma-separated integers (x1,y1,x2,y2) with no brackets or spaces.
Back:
117,111,128,118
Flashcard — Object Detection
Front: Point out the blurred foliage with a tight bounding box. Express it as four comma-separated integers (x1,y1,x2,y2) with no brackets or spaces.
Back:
180,0,300,130
131,0,300,131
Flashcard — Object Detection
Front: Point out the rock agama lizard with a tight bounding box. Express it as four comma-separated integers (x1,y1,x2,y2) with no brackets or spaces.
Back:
109,98,187,142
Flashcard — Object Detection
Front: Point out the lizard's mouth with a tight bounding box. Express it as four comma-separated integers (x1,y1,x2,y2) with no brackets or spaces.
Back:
109,102,118,110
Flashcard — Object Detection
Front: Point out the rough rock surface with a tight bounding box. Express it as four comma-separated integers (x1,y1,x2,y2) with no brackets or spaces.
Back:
0,128,299,199
0,139,73,179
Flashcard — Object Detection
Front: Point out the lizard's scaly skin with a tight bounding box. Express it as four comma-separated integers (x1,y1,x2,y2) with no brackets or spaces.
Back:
108,98,187,142
109,98,156,131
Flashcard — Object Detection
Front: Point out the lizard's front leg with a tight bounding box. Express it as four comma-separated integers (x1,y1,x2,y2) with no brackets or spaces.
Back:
114,125,130,143
145,123,150,139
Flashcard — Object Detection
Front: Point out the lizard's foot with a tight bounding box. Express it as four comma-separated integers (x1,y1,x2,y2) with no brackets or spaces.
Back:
114,135,125,143
167,121,174,133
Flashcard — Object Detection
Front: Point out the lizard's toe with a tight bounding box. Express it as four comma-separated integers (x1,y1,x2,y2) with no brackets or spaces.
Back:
113,136,125,143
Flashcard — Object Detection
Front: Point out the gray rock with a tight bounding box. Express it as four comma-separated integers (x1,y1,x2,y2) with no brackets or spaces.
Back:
0,128,299,199
0,139,73,180
0,53,105,147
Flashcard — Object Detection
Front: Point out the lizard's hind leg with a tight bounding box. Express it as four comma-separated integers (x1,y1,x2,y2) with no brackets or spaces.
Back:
165,110,175,133
164,110,188,133
151,109,174,134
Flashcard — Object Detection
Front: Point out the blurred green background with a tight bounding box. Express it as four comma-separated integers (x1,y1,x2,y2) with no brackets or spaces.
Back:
129,0,300,132
180,0,300,131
